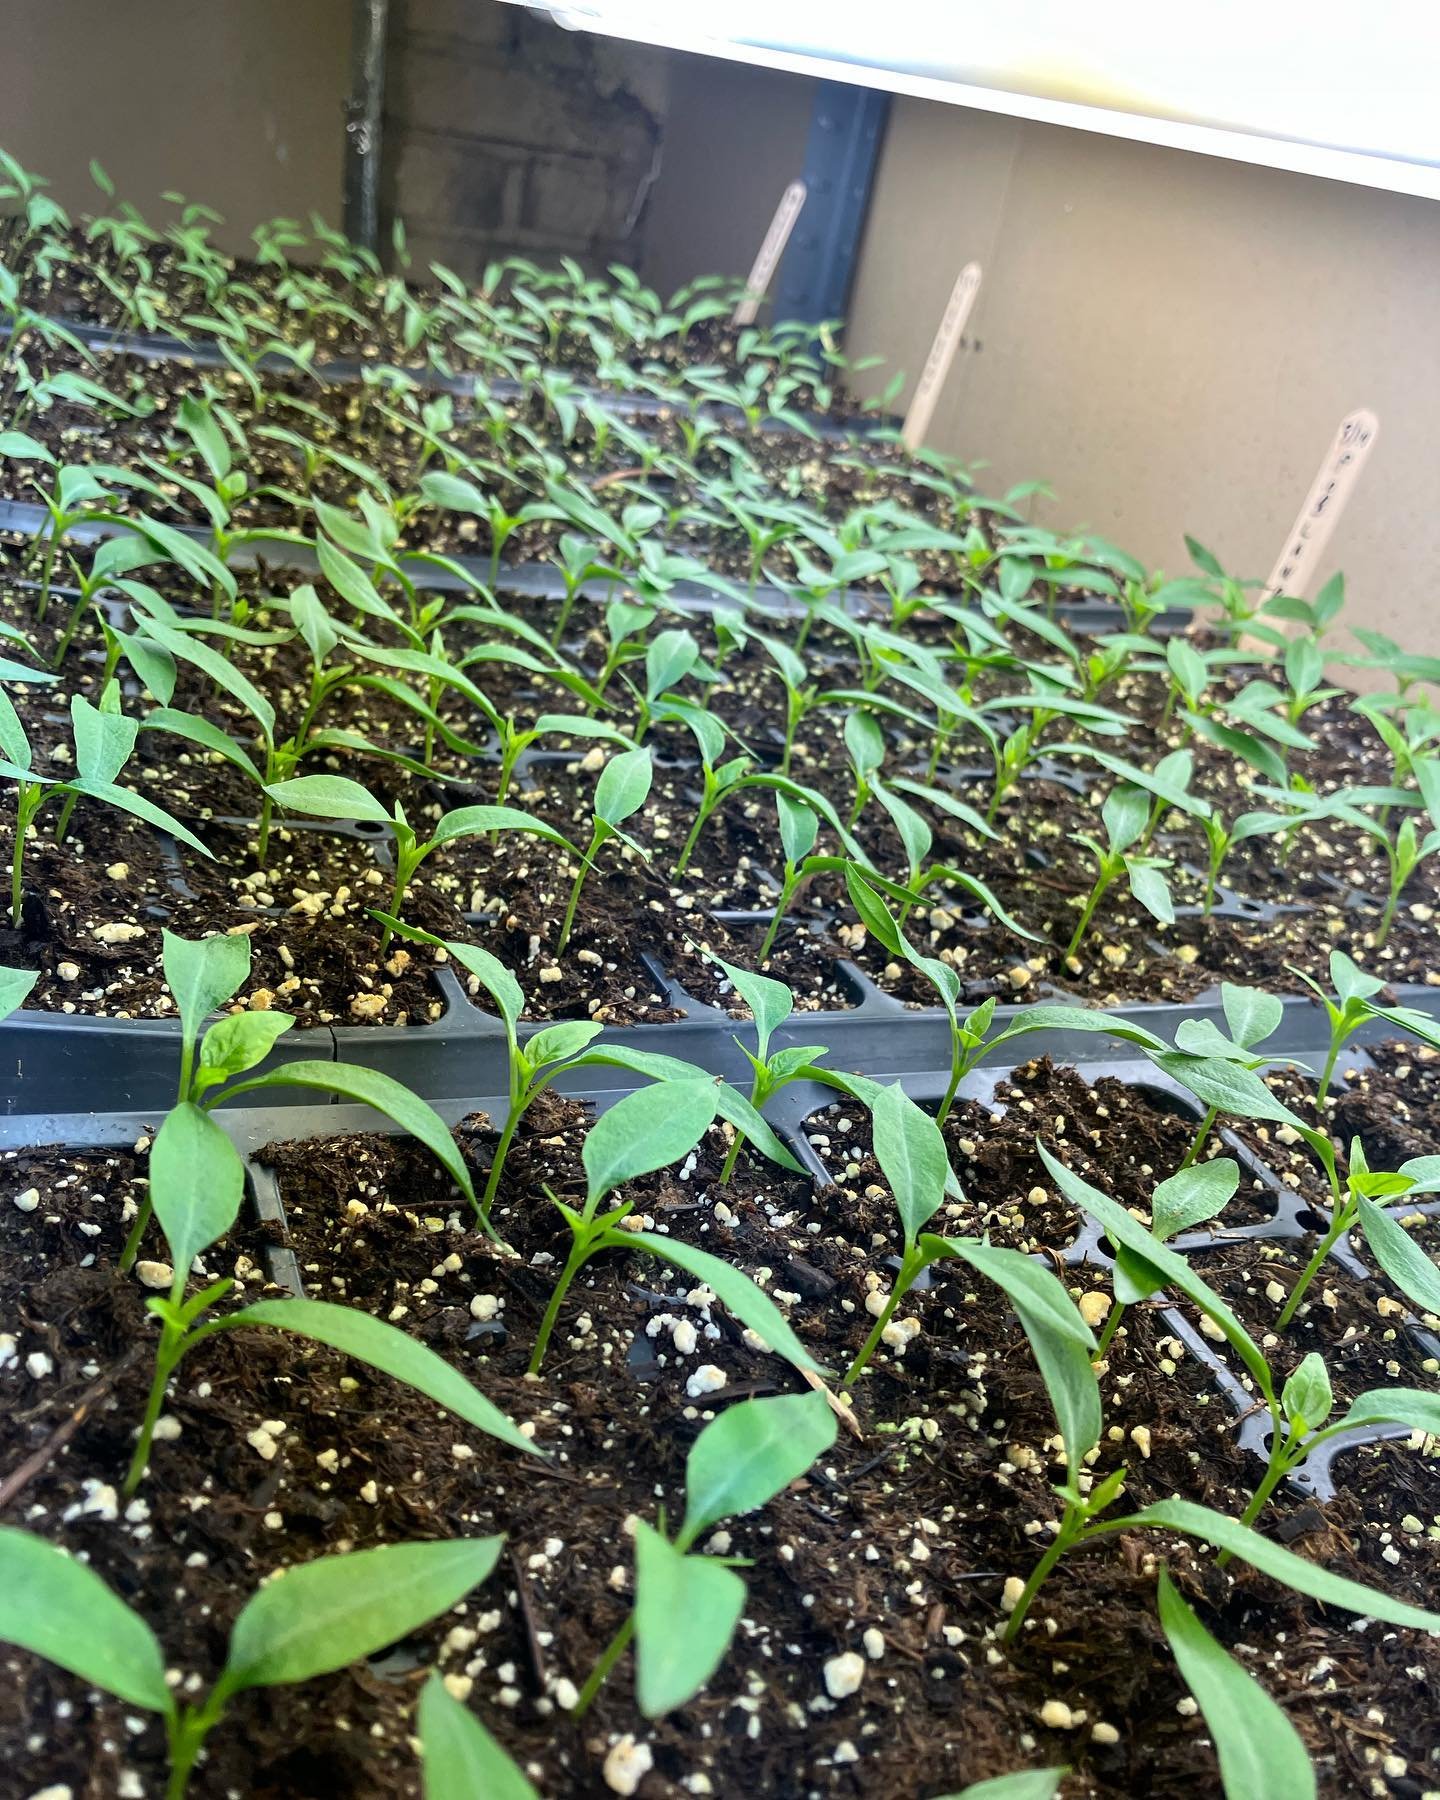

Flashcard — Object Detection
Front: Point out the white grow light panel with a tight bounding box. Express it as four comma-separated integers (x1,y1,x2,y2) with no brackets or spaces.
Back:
509,0,1440,202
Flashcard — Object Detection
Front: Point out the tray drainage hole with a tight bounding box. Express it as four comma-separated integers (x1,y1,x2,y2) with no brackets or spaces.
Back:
1293,1207,1334,1234
350,820,388,836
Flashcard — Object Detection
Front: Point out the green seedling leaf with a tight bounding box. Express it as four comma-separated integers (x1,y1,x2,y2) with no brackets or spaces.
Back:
1153,1054,1303,1130
1354,1193,1440,1316
430,804,576,855
1127,861,1174,924
1281,1352,1334,1436
594,744,654,828
1221,982,1284,1050
616,1233,824,1374
222,1061,476,1211
634,1521,746,1717
646,627,698,700
525,1019,605,1068
163,929,251,1056
1327,1387,1440,1440
1156,1568,1315,1800
150,1100,244,1276
197,1010,295,1088
1036,1144,1275,1409
220,1299,536,1455
936,1773,1068,1800
872,1082,948,1244
682,1391,839,1540
419,470,490,513
130,611,275,742
264,773,392,824
1151,1159,1240,1242
931,1235,1101,1463
1110,1499,1440,1633
70,690,138,786
715,953,792,1060
0,966,37,1019
71,777,214,860
215,1538,505,1704
418,1672,539,1800
584,1079,719,1207
143,709,262,784
0,1527,174,1715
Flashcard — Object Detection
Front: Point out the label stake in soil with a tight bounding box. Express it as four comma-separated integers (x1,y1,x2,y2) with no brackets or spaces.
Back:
1258,407,1379,606
902,260,982,451
732,180,808,327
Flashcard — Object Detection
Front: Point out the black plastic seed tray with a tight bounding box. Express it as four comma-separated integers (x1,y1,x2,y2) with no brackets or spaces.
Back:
3,771,1438,1111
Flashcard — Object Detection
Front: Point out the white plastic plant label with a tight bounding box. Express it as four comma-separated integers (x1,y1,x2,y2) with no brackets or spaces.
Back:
732,180,808,327
902,261,982,451
1259,408,1379,603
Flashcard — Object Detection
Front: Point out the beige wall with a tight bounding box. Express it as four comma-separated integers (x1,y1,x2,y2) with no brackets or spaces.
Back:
847,101,1440,653
641,52,817,299
0,0,349,252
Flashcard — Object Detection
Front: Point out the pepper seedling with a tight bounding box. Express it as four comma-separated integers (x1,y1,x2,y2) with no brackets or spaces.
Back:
0,1529,506,1800
119,933,538,1493
841,1084,1085,1391
706,953,831,1184
1061,778,1175,963
371,922,804,1220
575,1392,838,1718
527,1078,825,1376
556,743,653,955
0,683,212,926
940,1774,1068,1800
261,773,578,951
1290,948,1440,1100
1271,1138,1440,1330
120,929,493,1269
978,1151,1440,1668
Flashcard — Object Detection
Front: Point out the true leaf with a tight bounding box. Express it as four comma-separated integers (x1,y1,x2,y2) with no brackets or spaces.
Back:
594,744,653,828
197,1010,296,1089
150,1100,244,1276
1354,1193,1440,1316
1221,983,1283,1050
715,953,793,1062
584,1079,718,1206
1151,1159,1240,1242
163,929,251,1057
682,1391,839,1541
872,1083,948,1245
1281,1352,1334,1436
